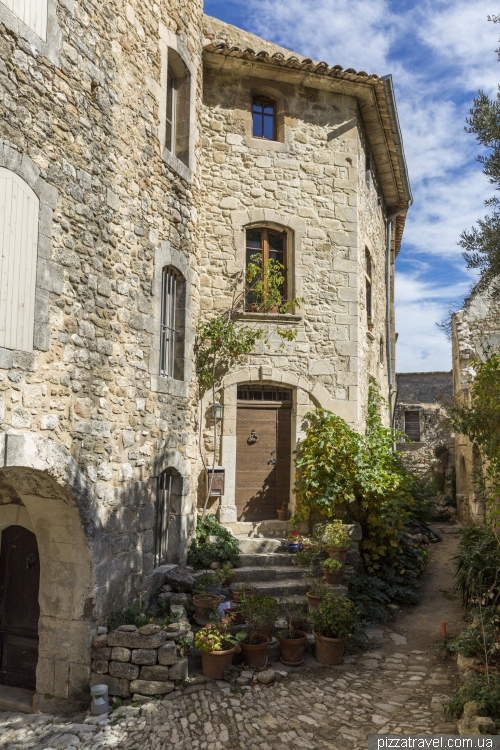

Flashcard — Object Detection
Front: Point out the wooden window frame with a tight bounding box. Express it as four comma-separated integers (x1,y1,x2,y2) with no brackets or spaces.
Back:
252,96,277,141
245,227,288,311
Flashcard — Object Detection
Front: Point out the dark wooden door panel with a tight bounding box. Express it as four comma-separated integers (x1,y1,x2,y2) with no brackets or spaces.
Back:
0,525,40,690
236,402,292,522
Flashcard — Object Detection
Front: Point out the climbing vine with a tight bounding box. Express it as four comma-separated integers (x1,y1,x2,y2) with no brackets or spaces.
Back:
294,384,417,572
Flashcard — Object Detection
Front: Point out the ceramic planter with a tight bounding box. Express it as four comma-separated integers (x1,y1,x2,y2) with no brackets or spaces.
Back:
240,635,270,667
306,592,322,612
314,632,345,665
326,545,350,562
193,594,222,625
277,630,308,666
323,569,344,586
231,589,256,603
287,542,301,554
201,646,236,680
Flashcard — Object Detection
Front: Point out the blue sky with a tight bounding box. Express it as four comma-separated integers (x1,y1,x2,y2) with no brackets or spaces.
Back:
204,0,499,372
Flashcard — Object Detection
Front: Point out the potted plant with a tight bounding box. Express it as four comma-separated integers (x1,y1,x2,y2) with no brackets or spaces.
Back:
367,317,374,332
310,594,360,665
322,557,345,586
245,253,304,315
231,583,256,603
277,506,288,521
287,532,301,554
321,521,351,561
220,563,235,587
303,571,332,611
194,616,247,679
276,600,309,666
193,591,223,625
195,571,223,597
238,595,278,667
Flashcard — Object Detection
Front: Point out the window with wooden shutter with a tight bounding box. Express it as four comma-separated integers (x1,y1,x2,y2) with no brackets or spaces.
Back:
404,411,421,442
2,0,48,41
0,168,39,352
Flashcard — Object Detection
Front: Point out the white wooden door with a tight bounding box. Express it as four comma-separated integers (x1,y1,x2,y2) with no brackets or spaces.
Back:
1,0,48,41
0,169,39,352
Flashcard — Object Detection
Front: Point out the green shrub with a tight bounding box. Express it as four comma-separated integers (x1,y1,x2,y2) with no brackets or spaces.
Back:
187,514,240,569
454,525,500,606
445,673,500,721
447,605,500,665
310,594,361,640
322,557,344,572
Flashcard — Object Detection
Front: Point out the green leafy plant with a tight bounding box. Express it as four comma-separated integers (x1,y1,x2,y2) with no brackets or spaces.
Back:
303,571,331,599
277,598,309,638
194,616,246,653
310,594,361,640
322,557,344,572
239,595,279,643
176,637,191,658
454,525,500,606
187,514,240,569
245,253,304,314
447,605,500,665
106,605,149,632
320,521,351,548
445,673,500,721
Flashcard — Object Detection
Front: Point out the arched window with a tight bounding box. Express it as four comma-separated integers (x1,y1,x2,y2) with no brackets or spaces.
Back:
245,227,287,312
252,97,276,140
2,0,47,40
165,50,191,166
0,168,39,352
154,468,182,566
160,266,185,380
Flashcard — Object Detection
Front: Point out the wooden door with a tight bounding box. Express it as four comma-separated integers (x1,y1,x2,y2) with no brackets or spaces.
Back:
235,402,291,521
0,525,40,690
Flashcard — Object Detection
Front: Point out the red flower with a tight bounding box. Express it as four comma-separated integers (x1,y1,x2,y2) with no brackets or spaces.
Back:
290,532,299,537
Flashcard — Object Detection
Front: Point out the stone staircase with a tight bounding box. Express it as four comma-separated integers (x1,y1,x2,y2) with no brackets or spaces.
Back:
231,551,308,600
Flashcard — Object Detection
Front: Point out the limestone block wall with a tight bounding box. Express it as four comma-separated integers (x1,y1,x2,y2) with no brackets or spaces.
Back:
452,286,500,524
0,0,203,710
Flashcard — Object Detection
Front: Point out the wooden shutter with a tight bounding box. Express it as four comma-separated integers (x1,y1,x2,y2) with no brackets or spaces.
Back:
0,169,39,352
404,411,421,442
2,0,48,41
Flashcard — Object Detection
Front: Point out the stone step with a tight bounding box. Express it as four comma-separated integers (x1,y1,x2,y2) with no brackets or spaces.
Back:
236,536,285,554
0,684,35,714
239,553,297,567
226,520,309,538
232,578,309,598
232,565,305,583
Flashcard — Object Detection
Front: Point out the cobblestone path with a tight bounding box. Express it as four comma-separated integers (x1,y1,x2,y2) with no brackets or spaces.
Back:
0,525,463,749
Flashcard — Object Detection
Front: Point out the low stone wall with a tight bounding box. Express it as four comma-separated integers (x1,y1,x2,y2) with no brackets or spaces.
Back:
90,612,192,701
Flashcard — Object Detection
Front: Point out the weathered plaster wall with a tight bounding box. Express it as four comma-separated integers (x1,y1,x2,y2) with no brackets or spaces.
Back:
452,285,500,524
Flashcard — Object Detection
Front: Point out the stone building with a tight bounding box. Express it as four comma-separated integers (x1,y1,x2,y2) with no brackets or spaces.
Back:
394,371,454,476
452,284,500,524
0,3,410,711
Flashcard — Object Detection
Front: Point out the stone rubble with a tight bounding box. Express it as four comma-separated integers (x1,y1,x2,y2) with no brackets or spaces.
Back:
0,626,459,749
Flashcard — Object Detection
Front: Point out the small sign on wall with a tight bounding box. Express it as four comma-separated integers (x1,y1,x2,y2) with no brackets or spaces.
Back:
206,467,225,496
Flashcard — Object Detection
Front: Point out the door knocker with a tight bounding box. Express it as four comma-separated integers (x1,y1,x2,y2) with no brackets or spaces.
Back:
26,553,37,570
247,429,259,445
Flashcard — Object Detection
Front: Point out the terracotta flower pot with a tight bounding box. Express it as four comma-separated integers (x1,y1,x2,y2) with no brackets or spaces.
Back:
277,630,308,666
231,589,256,603
277,509,288,521
226,606,245,625
306,592,322,612
240,635,270,667
201,646,236,680
193,594,222,625
314,632,345,666
222,574,235,587
323,569,344,586
257,624,274,639
326,546,350,562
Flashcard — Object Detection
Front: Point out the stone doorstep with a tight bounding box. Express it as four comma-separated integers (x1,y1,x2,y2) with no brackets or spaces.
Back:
0,684,35,714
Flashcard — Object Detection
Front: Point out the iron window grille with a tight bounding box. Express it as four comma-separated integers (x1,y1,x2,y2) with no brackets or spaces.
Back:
237,385,292,401
165,67,176,153
160,267,179,379
154,469,174,567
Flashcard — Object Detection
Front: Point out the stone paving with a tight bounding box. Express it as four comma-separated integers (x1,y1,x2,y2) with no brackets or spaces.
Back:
0,625,459,750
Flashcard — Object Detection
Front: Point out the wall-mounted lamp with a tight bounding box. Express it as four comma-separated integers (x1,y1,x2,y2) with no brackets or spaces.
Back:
213,402,224,421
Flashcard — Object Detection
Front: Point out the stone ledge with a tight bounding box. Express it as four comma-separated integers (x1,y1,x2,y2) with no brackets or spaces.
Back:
233,312,302,324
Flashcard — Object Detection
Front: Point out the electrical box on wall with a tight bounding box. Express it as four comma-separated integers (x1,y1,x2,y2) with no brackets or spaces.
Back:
206,466,225,496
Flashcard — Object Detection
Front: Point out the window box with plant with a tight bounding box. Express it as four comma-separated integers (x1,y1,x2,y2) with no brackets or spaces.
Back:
320,521,351,561
238,595,279,666
194,616,247,680
322,557,345,586
310,594,361,666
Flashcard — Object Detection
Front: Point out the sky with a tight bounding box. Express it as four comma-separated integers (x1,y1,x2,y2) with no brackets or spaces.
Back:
204,0,499,372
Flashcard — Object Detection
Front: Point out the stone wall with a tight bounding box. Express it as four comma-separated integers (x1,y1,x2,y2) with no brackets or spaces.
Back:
452,284,500,524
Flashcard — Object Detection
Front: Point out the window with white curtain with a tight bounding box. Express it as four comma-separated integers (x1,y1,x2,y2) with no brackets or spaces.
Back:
1,0,48,40
0,168,39,352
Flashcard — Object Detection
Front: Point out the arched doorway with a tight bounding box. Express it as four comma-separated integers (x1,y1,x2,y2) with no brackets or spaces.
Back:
0,526,40,690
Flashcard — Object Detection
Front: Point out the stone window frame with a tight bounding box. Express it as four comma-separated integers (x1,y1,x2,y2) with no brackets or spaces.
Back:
156,24,197,183
231,208,306,321
243,84,289,153
0,140,63,356
150,242,194,399
0,0,73,65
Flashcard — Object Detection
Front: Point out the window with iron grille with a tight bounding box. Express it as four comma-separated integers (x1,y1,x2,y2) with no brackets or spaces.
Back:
154,469,181,567
160,267,185,380
237,384,292,401
405,411,421,442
